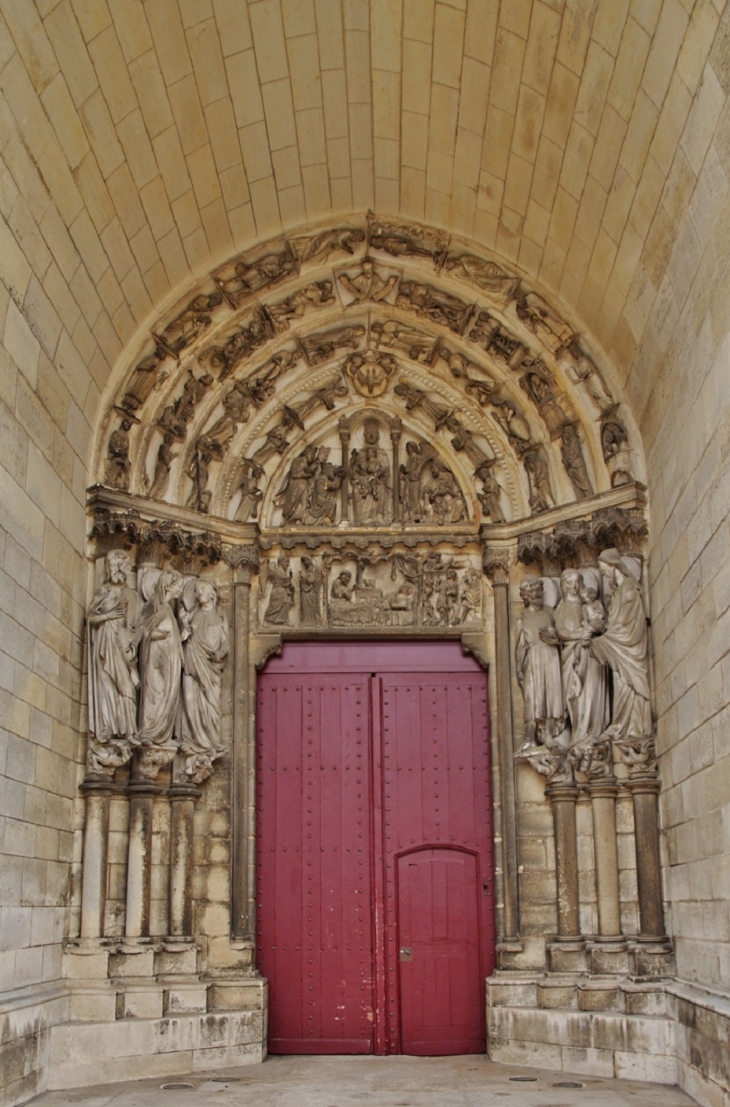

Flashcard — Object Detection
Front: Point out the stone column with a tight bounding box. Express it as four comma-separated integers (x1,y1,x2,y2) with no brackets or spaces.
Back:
624,774,665,938
79,779,116,939
546,766,586,971
228,551,256,941
338,416,351,522
390,417,402,522
587,776,622,937
125,764,159,938
483,553,520,952
168,781,201,938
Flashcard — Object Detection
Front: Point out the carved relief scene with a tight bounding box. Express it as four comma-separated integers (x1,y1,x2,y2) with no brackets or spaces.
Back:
257,546,483,631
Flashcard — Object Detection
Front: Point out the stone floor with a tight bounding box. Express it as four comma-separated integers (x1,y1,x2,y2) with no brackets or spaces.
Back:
32,1056,699,1107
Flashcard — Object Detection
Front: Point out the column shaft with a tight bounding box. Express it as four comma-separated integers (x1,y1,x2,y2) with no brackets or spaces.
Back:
491,576,520,943
548,784,581,938
125,784,157,938
587,781,622,937
626,779,665,938
169,789,199,937
80,785,113,938
231,568,251,940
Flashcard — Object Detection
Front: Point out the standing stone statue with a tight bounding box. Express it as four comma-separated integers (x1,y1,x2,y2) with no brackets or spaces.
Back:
560,424,593,500
149,433,176,501
105,419,133,490
299,557,322,625
350,420,391,524
277,445,319,524
177,579,230,782
138,569,184,753
591,549,652,741
263,558,295,624
554,569,608,747
514,575,565,751
87,551,142,774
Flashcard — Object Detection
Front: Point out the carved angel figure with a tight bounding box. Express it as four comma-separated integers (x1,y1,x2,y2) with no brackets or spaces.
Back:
514,575,565,751
291,226,365,263
338,258,398,302
87,551,142,773
138,569,184,750
177,579,229,781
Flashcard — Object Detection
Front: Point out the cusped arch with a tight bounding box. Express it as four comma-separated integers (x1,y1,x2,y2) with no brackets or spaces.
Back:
93,213,645,533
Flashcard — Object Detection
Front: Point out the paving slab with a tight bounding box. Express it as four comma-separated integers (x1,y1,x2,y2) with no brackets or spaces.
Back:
31,1056,699,1107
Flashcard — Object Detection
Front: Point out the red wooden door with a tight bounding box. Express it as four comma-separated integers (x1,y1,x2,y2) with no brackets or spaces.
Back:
256,642,494,1056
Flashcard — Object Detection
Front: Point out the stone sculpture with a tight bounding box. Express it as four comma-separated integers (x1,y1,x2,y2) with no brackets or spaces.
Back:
121,351,167,413
159,373,213,439
300,324,366,365
87,551,142,774
396,280,473,334
602,419,634,486
149,433,176,501
474,459,505,523
299,556,322,625
399,441,435,523
338,257,398,303
177,579,230,783
301,459,345,525
564,343,614,412
443,252,519,302
515,289,574,352
263,557,295,624
591,549,651,742
370,318,438,362
201,309,274,379
514,575,565,751
344,349,398,397
524,449,554,513
214,247,296,308
368,217,448,263
233,459,265,521
185,443,213,513
277,445,320,524
350,420,391,524
153,293,222,359
137,569,184,760
105,419,133,490
291,226,365,263
425,457,467,525
561,424,594,500
554,569,608,747
268,281,335,331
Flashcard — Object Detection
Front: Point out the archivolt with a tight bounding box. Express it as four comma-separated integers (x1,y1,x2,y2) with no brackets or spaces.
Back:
93,214,643,534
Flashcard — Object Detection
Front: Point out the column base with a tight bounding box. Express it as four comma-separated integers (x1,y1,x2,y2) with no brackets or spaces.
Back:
547,937,588,973
628,936,674,977
588,938,630,974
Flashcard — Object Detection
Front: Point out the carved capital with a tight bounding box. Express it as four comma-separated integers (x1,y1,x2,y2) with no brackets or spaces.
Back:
569,735,614,781
614,735,658,780
483,546,514,584
223,544,260,573
518,742,575,787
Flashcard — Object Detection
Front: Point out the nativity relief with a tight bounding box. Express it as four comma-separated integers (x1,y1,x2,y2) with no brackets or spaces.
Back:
258,549,483,631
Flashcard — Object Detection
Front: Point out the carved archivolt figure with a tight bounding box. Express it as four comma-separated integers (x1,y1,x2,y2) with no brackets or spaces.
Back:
524,449,553,513
263,558,294,624
185,444,213,513
344,350,398,397
370,319,438,362
444,252,518,301
338,258,397,302
149,433,176,501
474,459,505,523
105,419,133,490
591,549,651,741
177,579,229,781
515,575,565,751
138,570,184,749
234,460,264,522
87,551,142,773
159,373,213,439
291,226,365,263
515,290,574,352
268,281,335,331
561,424,594,500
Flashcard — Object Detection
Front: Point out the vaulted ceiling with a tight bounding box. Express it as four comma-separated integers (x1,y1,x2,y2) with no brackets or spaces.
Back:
1,0,729,457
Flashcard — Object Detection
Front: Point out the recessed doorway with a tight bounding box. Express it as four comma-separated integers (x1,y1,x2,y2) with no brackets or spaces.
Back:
256,641,496,1055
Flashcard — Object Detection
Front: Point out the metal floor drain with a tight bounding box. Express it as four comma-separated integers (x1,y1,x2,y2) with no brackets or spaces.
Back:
509,1076,538,1082
161,1083,195,1090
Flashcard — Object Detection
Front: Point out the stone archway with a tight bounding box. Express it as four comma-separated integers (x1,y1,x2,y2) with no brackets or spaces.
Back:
67,214,669,1083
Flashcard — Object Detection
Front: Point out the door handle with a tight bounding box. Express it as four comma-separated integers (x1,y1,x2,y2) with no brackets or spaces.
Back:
399,947,412,961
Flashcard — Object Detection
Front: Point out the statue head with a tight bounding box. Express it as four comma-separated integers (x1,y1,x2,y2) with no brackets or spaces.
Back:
363,419,380,446
519,574,542,608
156,569,183,605
195,579,217,608
598,547,628,583
106,550,131,585
581,581,599,603
561,568,581,598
